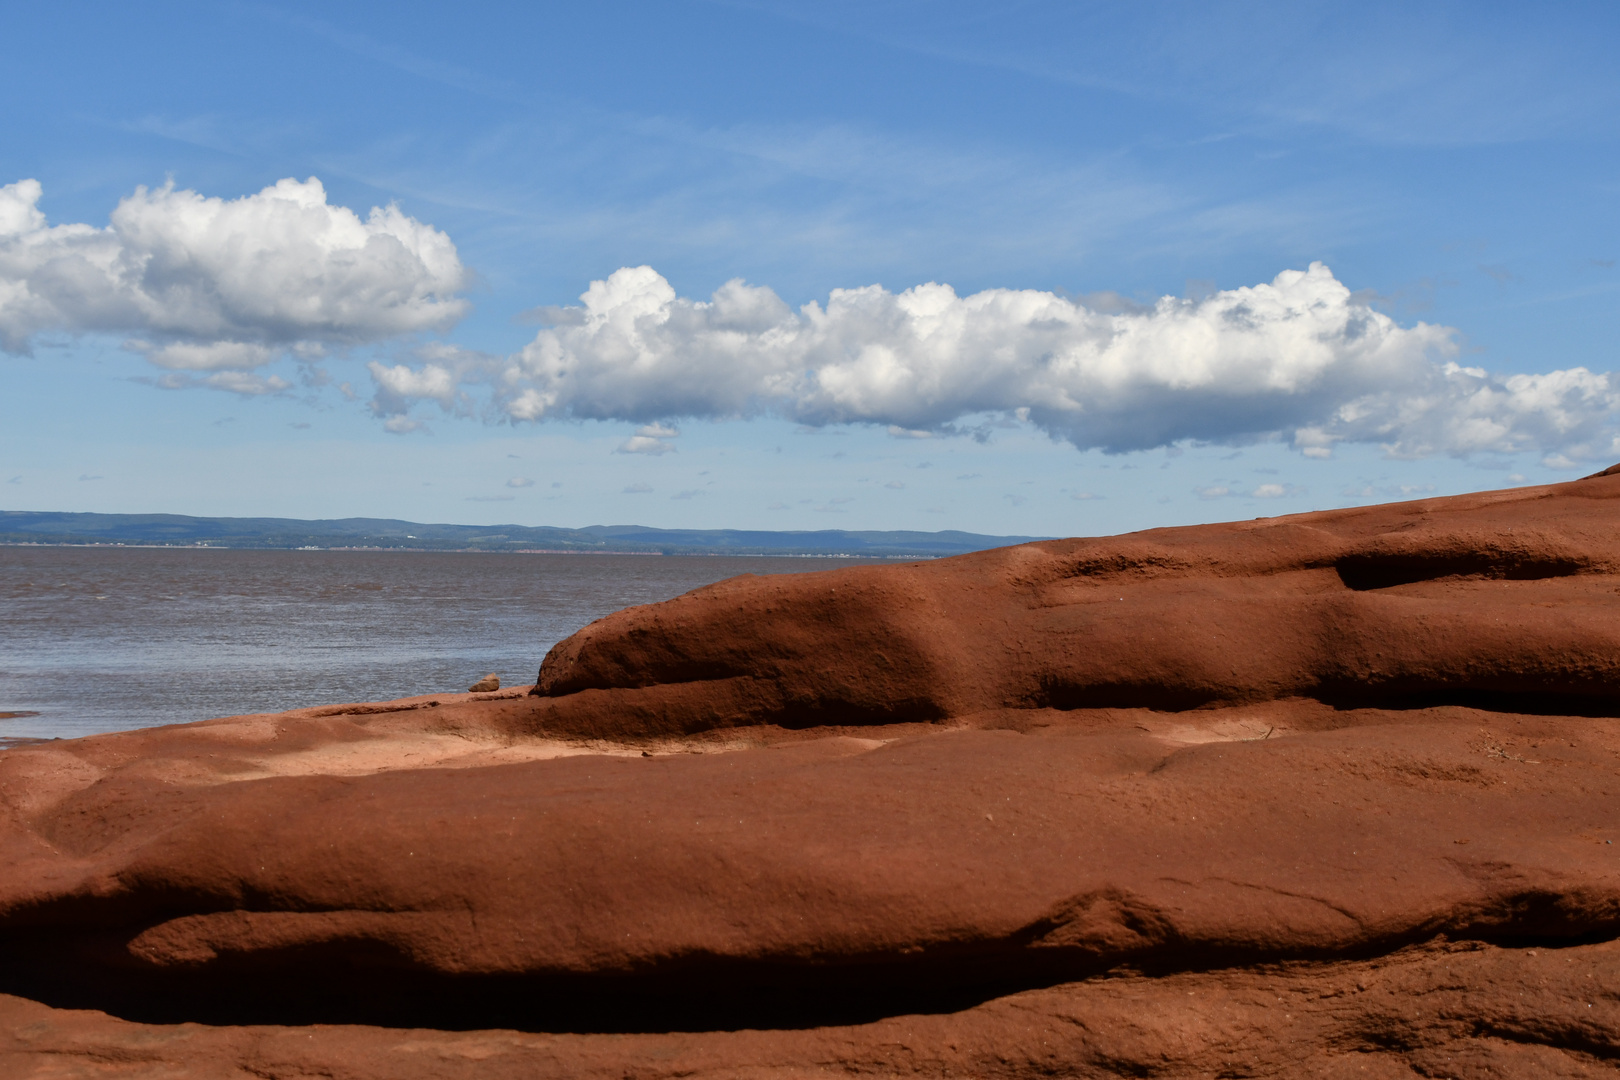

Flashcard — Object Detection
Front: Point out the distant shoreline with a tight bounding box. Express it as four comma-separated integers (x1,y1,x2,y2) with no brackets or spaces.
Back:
1,510,1043,558
0,541,925,558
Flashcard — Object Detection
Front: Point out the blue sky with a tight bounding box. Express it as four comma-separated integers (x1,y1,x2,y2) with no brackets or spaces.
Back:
2,0,1617,536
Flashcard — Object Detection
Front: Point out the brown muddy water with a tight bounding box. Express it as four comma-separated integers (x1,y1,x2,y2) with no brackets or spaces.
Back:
0,546,883,741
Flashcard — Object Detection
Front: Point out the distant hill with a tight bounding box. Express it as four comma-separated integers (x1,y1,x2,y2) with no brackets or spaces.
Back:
0,511,1048,557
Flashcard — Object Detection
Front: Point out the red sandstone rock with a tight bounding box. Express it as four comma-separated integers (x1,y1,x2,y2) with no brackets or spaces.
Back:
527,470,1620,736
6,939,1620,1078
3,471,1620,1076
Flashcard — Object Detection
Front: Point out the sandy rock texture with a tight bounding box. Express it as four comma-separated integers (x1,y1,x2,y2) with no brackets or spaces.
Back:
3,469,1620,1077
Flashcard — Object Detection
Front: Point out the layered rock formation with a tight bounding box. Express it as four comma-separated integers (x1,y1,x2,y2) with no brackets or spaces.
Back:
4,469,1620,1077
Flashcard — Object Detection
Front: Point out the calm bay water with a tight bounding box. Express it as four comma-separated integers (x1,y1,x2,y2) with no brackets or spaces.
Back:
0,546,880,741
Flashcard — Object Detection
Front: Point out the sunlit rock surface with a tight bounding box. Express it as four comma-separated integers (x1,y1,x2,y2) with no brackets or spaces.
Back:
4,467,1620,1077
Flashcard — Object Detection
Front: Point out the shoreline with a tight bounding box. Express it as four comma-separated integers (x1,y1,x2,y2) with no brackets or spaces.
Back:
0,540,929,557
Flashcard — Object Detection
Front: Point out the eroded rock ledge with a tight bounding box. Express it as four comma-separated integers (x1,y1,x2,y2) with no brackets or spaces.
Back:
3,471,1620,1077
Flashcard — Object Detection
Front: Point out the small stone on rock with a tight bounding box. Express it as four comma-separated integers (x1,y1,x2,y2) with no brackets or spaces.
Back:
468,674,500,693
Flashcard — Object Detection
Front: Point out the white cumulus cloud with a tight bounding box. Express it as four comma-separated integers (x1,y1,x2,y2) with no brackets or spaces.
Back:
370,261,1618,459
0,176,468,391
615,422,680,455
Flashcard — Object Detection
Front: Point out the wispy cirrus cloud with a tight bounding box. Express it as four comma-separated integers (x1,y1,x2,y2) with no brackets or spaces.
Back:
724,1,1620,147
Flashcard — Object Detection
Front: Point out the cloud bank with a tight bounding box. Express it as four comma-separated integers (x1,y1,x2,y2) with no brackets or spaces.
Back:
3,174,1610,460
0,177,467,393
374,262,1617,459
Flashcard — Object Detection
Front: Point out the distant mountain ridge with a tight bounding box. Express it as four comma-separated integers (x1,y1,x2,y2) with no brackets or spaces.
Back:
0,511,1047,557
